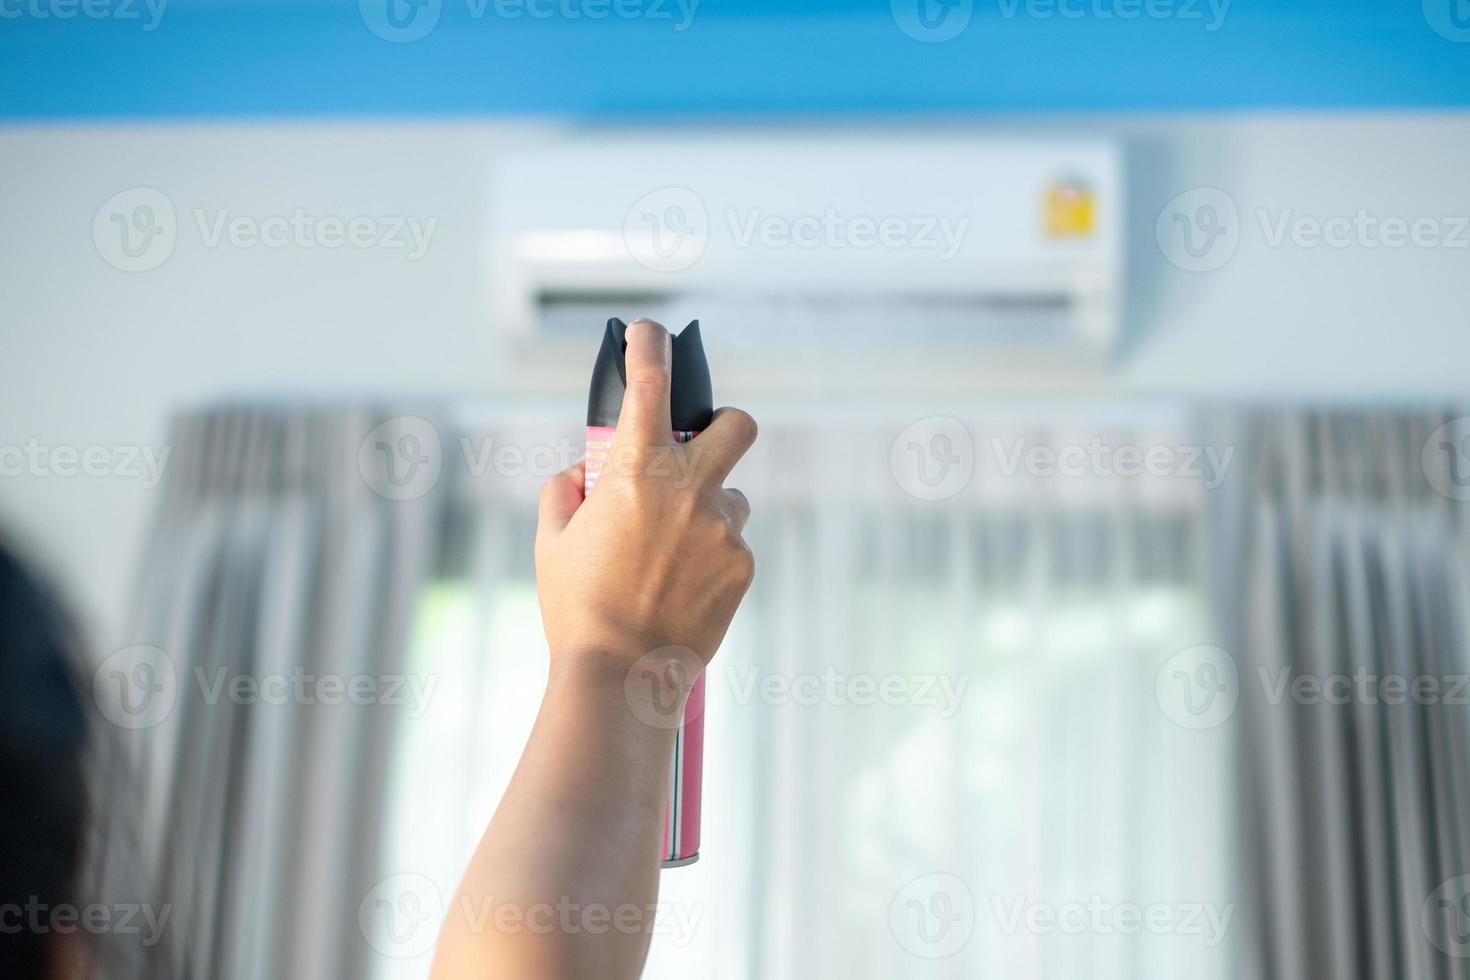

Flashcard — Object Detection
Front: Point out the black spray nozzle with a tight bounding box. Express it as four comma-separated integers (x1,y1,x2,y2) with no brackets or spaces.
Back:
587,318,714,431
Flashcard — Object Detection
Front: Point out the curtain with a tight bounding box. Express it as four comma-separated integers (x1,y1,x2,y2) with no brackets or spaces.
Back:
114,405,455,980
120,401,1470,979
1209,410,1470,980
377,408,1238,980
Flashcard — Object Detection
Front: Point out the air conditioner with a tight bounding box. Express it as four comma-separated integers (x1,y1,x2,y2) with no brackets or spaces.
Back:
486,133,1121,382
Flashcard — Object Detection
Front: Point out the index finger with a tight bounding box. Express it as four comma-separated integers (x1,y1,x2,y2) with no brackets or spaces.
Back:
690,407,758,484
613,319,674,449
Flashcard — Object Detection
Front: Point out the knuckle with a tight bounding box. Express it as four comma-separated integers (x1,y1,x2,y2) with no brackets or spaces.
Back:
629,366,671,391
724,409,758,444
622,472,661,506
669,489,700,524
696,505,727,539
609,444,643,477
729,541,756,588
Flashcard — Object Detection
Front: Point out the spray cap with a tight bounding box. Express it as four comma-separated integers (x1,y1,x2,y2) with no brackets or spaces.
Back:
587,318,714,431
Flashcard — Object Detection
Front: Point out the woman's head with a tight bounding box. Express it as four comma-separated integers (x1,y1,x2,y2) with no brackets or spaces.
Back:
0,542,92,978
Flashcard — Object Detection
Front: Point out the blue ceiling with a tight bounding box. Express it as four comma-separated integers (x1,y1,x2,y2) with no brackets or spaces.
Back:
3,0,1469,118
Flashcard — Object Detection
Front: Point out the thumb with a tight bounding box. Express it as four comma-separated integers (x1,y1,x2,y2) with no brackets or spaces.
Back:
537,460,586,535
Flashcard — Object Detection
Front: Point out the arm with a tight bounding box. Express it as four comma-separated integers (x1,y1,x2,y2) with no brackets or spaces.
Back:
429,320,757,980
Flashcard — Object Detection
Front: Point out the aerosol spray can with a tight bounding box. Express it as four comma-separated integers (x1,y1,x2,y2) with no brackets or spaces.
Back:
585,318,712,868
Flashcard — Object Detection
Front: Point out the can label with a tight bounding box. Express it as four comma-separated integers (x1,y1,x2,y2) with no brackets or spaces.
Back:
584,425,703,866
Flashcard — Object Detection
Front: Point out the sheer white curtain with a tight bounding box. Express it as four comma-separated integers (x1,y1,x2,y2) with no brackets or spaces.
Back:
375,405,1239,980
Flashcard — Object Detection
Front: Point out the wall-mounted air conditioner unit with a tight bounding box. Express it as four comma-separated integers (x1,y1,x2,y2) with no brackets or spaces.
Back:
486,133,1121,383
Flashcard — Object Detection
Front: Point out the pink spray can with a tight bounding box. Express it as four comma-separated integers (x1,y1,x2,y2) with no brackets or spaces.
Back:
584,317,711,867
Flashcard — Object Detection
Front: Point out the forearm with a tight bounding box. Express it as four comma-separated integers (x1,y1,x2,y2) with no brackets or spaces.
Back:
430,652,684,980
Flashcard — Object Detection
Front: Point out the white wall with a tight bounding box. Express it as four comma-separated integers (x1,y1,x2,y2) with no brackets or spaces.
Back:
1,114,1467,639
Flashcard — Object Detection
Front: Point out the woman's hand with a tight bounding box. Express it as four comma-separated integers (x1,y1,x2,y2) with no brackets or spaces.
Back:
535,319,757,679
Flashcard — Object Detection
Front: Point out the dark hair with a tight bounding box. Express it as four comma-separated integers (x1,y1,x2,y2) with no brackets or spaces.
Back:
0,542,90,977
0,541,172,980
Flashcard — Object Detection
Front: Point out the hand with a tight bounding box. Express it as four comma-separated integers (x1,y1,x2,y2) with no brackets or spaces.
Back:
535,319,757,686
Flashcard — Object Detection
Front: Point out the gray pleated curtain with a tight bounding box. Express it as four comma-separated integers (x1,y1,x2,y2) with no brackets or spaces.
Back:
1209,410,1470,980
123,405,453,980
